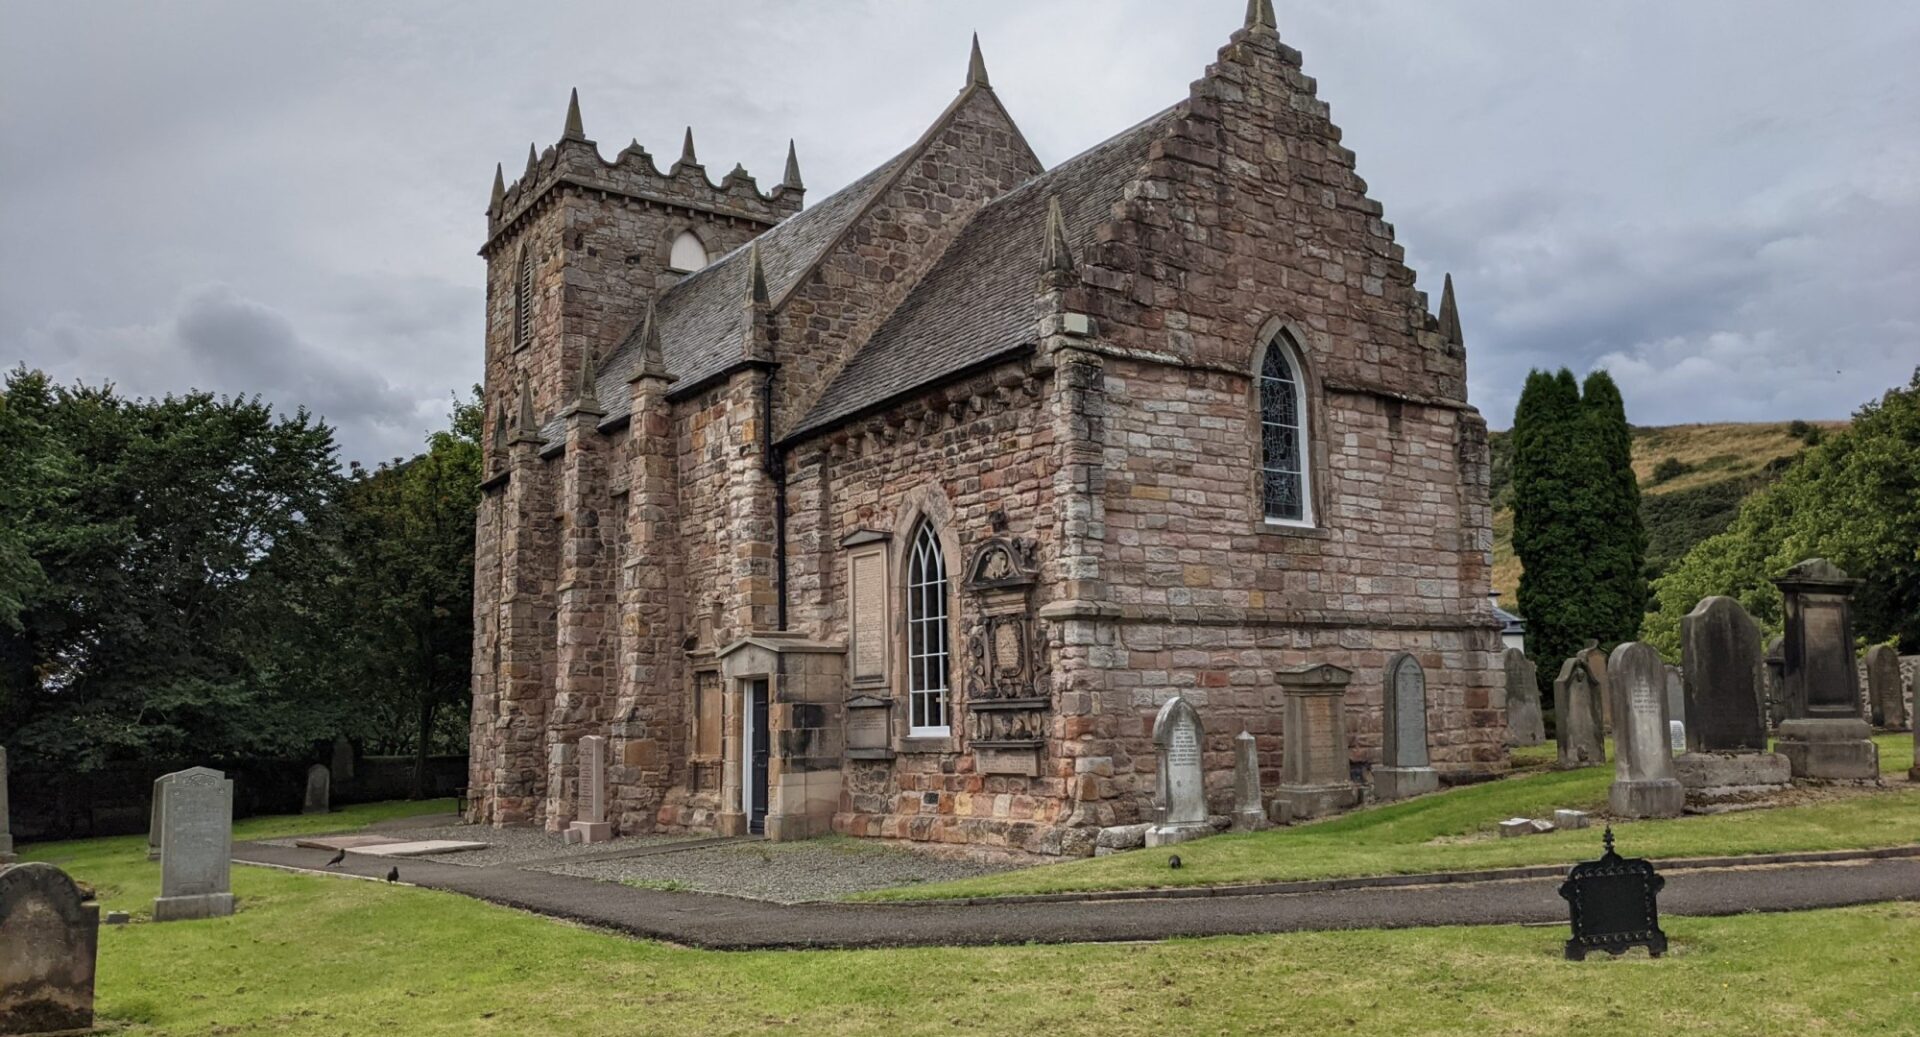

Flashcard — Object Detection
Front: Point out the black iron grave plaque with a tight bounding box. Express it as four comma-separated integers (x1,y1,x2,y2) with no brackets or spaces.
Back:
1557,827,1667,960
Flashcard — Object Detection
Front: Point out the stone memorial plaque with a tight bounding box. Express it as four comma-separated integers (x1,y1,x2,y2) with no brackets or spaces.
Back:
849,552,886,682
1801,602,1853,711
153,767,235,921
0,862,100,1033
848,706,888,751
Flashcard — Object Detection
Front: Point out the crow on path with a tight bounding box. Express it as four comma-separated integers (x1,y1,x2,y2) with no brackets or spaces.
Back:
385,866,400,883
325,849,346,868
1168,854,1182,870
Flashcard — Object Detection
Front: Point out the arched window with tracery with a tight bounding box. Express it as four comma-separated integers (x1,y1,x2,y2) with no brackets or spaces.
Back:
513,247,534,348
905,521,951,736
669,230,709,273
1259,335,1312,525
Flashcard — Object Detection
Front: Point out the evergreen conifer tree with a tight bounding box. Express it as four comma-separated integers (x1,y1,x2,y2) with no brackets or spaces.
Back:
1581,370,1647,643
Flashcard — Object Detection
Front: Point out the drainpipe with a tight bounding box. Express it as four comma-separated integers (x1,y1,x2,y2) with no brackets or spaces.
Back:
761,372,789,631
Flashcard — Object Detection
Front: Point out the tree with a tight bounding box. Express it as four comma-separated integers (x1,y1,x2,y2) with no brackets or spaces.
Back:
1580,370,1647,642
332,391,482,797
1645,368,1920,656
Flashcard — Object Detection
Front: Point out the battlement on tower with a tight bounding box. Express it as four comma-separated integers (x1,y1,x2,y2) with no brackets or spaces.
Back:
481,91,804,257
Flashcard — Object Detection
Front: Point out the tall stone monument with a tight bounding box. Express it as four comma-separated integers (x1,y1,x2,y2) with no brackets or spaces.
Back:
1374,653,1439,800
0,747,13,864
1231,731,1266,831
1865,644,1907,731
0,863,99,1034
1272,664,1363,823
1772,559,1880,779
153,767,236,921
1502,649,1545,747
1675,596,1793,801
567,735,614,845
1145,696,1212,847
1607,642,1684,818
302,764,330,815
1553,656,1606,769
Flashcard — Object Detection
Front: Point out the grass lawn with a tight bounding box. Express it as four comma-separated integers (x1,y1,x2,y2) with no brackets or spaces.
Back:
17,814,1920,1035
860,734,1919,902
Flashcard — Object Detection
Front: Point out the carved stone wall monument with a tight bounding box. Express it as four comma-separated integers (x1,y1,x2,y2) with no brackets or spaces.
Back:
1272,664,1363,823
1772,559,1879,779
1554,656,1605,769
153,766,236,921
1503,649,1544,747
1373,653,1439,801
959,536,1049,778
1145,695,1212,848
1607,643,1684,818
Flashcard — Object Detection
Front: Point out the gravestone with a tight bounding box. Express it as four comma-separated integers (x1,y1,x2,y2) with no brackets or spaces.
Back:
567,735,614,844
147,767,192,862
153,766,236,921
1374,653,1439,801
1675,596,1790,801
1606,642,1684,818
1772,559,1879,779
1668,721,1687,754
1145,696,1212,847
1271,664,1363,823
330,735,356,784
303,764,330,815
0,747,12,864
0,862,99,1034
1231,731,1266,831
1663,664,1686,743
1502,649,1545,747
1558,828,1667,960
1581,642,1613,734
1865,645,1907,732
1763,636,1787,728
1553,657,1606,769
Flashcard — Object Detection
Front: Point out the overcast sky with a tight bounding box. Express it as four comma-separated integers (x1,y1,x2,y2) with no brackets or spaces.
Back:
3,1,1916,463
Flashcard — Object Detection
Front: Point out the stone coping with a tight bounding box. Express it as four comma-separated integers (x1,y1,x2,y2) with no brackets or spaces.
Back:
866,843,1920,907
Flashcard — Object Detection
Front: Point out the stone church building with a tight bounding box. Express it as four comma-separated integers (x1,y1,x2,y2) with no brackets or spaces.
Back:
467,5,1506,855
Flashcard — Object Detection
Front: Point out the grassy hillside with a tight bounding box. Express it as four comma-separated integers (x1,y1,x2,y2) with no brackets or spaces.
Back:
1488,421,1845,602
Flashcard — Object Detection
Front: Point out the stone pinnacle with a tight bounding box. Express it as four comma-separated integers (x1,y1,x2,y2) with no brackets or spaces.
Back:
783,139,804,190
563,87,585,140
745,242,770,306
681,127,698,165
514,376,537,434
967,33,990,89
1244,0,1277,30
490,163,505,214
1043,196,1076,275
1438,273,1463,346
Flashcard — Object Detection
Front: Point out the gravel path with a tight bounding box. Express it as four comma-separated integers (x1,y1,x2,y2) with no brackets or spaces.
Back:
544,836,1029,903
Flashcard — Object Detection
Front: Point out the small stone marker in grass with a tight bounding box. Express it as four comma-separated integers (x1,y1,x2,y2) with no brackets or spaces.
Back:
1502,649,1544,747
303,764,330,815
1554,656,1605,769
153,767,235,922
1373,653,1438,801
1145,696,1211,848
1230,731,1265,831
1559,826,1667,961
1865,644,1906,732
1607,642,1684,819
0,862,99,1034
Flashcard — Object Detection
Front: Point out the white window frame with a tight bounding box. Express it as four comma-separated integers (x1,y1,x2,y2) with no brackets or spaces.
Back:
668,230,709,273
1259,336,1314,528
904,522,951,737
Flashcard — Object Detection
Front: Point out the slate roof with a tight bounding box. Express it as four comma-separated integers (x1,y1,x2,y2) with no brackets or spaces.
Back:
789,107,1177,439
542,151,910,443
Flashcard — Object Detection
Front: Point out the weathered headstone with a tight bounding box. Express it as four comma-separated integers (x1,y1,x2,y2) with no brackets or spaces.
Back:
146,767,192,862
330,735,356,784
1146,696,1211,847
1663,664,1686,738
1231,731,1266,831
153,767,236,921
0,747,13,864
1607,642,1684,818
1865,645,1907,732
1763,636,1787,728
1582,641,1613,734
303,764,330,815
1271,664,1363,822
567,735,613,844
0,862,99,1034
1553,657,1606,769
1374,653,1439,800
1675,596,1790,801
1668,720,1687,754
1772,559,1879,779
1502,649,1545,747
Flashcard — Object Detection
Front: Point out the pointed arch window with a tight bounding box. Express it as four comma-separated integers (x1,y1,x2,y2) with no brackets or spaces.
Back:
513,247,535,348
905,521,951,736
669,230,709,273
1259,336,1312,525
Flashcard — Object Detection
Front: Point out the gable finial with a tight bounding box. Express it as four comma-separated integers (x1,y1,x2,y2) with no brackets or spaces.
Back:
680,126,698,166
573,347,602,411
966,33,991,89
514,375,537,435
633,297,671,381
562,87,586,140
491,398,509,453
1043,196,1077,277
782,139,804,190
489,163,506,215
1438,273,1463,346
745,242,770,306
1244,0,1277,30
